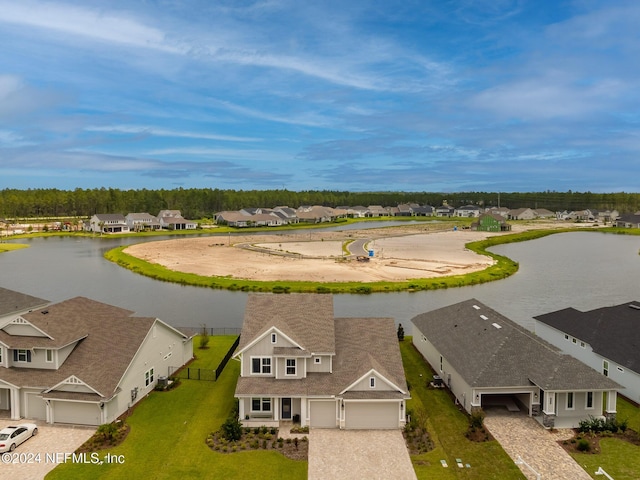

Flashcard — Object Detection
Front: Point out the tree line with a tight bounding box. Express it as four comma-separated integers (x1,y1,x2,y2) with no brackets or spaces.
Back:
0,188,638,220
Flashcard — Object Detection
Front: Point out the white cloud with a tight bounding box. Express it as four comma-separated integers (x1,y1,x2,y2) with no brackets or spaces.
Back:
85,125,261,142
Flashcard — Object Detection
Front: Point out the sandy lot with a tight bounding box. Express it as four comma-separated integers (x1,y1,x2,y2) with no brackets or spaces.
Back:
124,224,506,283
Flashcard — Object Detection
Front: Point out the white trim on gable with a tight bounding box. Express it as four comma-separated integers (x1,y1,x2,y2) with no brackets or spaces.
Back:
44,375,103,397
233,326,303,359
340,368,406,395
4,316,54,339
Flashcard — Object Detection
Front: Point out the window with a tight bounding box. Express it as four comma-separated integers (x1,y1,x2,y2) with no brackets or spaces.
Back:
45,349,53,363
286,358,296,376
145,367,154,387
567,392,574,410
564,334,569,341
251,397,272,412
603,360,609,377
572,338,577,344
14,349,31,363
580,341,585,348
617,366,624,373
271,333,277,344
251,357,272,374
0,347,3,364
369,377,376,388
314,357,321,364
439,355,443,372
586,391,594,409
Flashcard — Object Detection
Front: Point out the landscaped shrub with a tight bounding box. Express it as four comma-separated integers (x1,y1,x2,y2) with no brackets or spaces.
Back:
221,415,243,441
577,439,591,452
469,409,485,429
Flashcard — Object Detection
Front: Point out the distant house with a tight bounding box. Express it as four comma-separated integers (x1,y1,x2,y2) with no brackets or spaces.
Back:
412,205,434,217
435,205,455,217
597,210,619,224
0,288,193,425
532,209,555,219
89,214,130,234
296,206,339,223
472,213,511,232
615,213,640,228
454,205,482,218
125,212,161,232
233,294,409,429
366,205,388,217
535,301,640,404
485,207,510,217
411,299,620,428
507,208,536,220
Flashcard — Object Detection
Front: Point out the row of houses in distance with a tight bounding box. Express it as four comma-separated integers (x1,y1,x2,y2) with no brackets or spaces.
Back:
214,203,629,228
87,210,197,234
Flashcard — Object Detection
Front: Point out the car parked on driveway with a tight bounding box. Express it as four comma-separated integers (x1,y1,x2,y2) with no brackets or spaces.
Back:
0,423,38,452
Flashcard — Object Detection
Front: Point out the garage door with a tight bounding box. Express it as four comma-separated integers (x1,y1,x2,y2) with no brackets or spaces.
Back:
26,393,47,421
53,401,101,426
309,400,337,428
345,402,399,429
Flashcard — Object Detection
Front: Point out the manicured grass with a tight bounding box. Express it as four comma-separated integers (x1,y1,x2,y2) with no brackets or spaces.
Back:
46,336,306,480
400,338,523,479
0,243,29,252
570,397,640,479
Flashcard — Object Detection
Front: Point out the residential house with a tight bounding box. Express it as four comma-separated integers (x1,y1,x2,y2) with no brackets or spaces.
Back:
485,207,510,218
435,205,455,217
597,210,619,224
125,212,161,232
412,205,434,217
88,214,130,234
366,205,388,217
0,289,193,425
411,299,620,428
296,206,339,223
454,205,482,218
507,208,536,220
615,213,640,228
532,208,555,219
535,301,640,404
472,213,511,232
233,294,409,429
215,211,250,227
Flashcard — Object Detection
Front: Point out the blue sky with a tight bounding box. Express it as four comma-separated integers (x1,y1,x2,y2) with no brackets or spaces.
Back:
1,1,639,192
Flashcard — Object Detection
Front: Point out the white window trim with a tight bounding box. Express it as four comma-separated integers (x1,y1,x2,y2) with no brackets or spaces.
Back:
585,391,594,409
285,358,297,376
564,334,569,341
314,357,321,364
45,349,53,363
572,337,577,344
250,356,272,375
369,376,376,388
566,392,575,410
145,367,155,387
603,360,609,377
17,349,29,363
271,333,277,344
617,366,624,373
250,397,272,412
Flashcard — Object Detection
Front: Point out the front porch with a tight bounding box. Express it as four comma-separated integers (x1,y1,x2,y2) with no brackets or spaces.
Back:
239,396,307,427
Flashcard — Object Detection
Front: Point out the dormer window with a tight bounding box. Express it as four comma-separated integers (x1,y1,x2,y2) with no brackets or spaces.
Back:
271,333,277,344
14,349,31,363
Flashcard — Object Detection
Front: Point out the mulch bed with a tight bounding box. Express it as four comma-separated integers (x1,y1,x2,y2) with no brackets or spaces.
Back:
558,428,640,455
403,426,434,455
75,422,131,454
207,427,308,461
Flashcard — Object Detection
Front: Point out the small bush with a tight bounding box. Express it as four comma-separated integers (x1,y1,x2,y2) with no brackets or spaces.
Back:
469,409,485,429
577,439,591,452
221,415,243,441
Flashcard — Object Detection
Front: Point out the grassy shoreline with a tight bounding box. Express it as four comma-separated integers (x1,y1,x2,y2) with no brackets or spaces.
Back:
103,226,604,294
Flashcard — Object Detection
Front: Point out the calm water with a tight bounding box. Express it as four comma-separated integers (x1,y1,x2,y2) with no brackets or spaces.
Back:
1,231,638,333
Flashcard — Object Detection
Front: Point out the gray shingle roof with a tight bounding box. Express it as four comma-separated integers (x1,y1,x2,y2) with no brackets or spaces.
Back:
535,302,640,373
411,299,620,391
0,287,50,318
0,297,180,400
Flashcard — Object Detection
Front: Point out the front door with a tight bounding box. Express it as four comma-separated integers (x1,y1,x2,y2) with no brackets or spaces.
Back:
281,398,292,420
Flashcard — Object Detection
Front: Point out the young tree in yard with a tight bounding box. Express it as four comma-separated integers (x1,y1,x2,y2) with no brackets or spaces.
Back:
199,324,210,349
397,323,405,341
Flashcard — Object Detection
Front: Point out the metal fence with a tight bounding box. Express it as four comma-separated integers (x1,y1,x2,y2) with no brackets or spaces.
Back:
176,326,242,337
169,334,240,382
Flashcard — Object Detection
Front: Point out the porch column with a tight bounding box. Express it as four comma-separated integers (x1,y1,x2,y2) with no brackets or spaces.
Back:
542,391,556,429
9,387,20,420
605,390,617,422
273,398,279,421
238,399,245,421
300,398,307,427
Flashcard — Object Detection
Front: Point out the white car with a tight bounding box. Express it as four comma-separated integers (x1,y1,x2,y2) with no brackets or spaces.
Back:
0,423,38,452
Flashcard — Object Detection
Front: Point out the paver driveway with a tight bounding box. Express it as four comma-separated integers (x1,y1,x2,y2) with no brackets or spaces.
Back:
309,429,417,480
484,409,591,480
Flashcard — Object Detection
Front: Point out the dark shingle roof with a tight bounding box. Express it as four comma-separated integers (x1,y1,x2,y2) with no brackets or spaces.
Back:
535,302,640,372
411,299,619,391
0,287,50,318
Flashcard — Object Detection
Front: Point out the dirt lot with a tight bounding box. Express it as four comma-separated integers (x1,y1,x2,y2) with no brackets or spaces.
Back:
124,221,578,283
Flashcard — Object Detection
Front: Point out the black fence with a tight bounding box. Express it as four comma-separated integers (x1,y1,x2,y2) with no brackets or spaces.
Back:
169,334,240,382
176,326,242,337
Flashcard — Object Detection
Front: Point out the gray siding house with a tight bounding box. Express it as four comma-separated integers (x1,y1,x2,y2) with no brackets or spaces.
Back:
535,301,640,404
233,294,409,429
0,289,193,426
411,299,620,428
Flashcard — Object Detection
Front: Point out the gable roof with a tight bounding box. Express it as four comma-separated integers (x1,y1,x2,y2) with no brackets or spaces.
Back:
0,297,186,399
535,302,640,373
0,287,50,319
411,299,619,391
236,294,335,355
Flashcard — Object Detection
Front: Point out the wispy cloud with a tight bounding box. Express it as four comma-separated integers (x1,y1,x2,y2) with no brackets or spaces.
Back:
86,125,261,142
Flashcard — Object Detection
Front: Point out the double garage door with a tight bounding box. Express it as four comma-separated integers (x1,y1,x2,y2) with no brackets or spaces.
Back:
309,400,399,429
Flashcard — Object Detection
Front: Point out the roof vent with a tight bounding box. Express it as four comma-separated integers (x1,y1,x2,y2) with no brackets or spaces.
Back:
492,323,502,329
472,305,480,310
629,304,640,310
480,315,488,320
41,310,49,315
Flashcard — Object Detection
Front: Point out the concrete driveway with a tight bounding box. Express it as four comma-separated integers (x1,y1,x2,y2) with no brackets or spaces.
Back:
0,421,95,480
309,429,417,480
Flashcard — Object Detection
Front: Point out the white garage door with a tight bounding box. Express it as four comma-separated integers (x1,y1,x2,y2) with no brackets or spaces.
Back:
26,393,47,421
345,402,399,429
53,401,101,426
309,400,337,428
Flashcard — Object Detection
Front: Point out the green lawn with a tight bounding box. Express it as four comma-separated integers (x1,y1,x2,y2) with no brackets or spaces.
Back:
569,397,640,480
46,336,307,480
400,338,524,479
0,243,28,253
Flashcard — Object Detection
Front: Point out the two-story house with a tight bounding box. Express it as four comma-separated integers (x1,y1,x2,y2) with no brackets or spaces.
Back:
0,288,193,426
88,214,130,234
233,294,409,429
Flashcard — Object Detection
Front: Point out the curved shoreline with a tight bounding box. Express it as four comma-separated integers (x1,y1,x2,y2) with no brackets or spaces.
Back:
104,226,595,294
